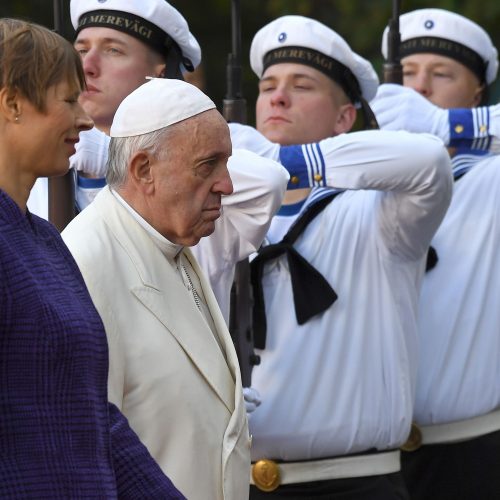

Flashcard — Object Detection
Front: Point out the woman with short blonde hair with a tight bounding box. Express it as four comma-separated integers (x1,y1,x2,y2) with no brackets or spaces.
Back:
0,18,183,499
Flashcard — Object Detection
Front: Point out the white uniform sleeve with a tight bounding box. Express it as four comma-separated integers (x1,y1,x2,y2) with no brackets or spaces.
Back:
229,123,281,161
372,84,500,154
197,148,287,259
279,130,453,260
232,119,452,260
75,176,107,212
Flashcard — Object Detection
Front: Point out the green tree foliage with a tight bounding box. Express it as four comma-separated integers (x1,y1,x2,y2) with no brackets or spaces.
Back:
3,1,499,121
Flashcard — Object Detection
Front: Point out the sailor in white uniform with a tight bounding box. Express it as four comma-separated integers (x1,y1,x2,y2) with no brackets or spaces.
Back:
374,8,500,500
231,15,452,500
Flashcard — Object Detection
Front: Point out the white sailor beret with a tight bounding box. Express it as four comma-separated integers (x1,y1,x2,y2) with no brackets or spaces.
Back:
382,8,498,84
71,0,201,72
250,15,379,102
110,78,215,137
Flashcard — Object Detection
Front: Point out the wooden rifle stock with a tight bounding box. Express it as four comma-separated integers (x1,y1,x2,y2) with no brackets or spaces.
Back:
49,0,76,231
223,0,260,387
383,0,403,85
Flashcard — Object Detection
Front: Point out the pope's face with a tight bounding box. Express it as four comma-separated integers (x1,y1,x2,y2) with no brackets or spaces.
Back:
74,27,165,133
147,110,233,246
402,53,484,108
255,63,350,145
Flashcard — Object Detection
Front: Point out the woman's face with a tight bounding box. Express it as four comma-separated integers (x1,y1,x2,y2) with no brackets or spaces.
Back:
15,78,93,180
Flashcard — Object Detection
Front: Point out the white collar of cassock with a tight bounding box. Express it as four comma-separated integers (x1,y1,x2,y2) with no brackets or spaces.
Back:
110,188,183,261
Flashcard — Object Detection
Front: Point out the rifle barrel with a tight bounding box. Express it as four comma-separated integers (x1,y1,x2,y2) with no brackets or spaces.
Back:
49,0,76,231
53,0,63,34
223,0,259,386
383,0,403,84
231,0,242,63
223,0,246,123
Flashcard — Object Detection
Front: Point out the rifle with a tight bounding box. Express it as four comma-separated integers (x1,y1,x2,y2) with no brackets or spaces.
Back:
222,0,260,387
49,0,76,231
383,0,403,85
223,0,246,124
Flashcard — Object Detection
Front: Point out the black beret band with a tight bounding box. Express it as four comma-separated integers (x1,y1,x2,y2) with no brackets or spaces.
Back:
262,46,362,103
400,36,487,83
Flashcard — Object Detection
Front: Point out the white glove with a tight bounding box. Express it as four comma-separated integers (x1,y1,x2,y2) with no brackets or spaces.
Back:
70,127,110,178
243,387,262,414
371,84,450,144
229,123,280,162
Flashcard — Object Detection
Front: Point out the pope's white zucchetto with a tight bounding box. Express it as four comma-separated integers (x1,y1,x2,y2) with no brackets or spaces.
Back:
110,79,215,138
250,15,379,103
382,8,498,84
70,0,201,72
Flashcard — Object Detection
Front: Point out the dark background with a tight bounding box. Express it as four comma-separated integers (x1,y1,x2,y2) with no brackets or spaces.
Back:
2,1,499,125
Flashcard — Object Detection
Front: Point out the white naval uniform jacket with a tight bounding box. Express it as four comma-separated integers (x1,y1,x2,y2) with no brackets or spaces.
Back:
62,186,251,500
231,128,453,461
415,153,500,426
